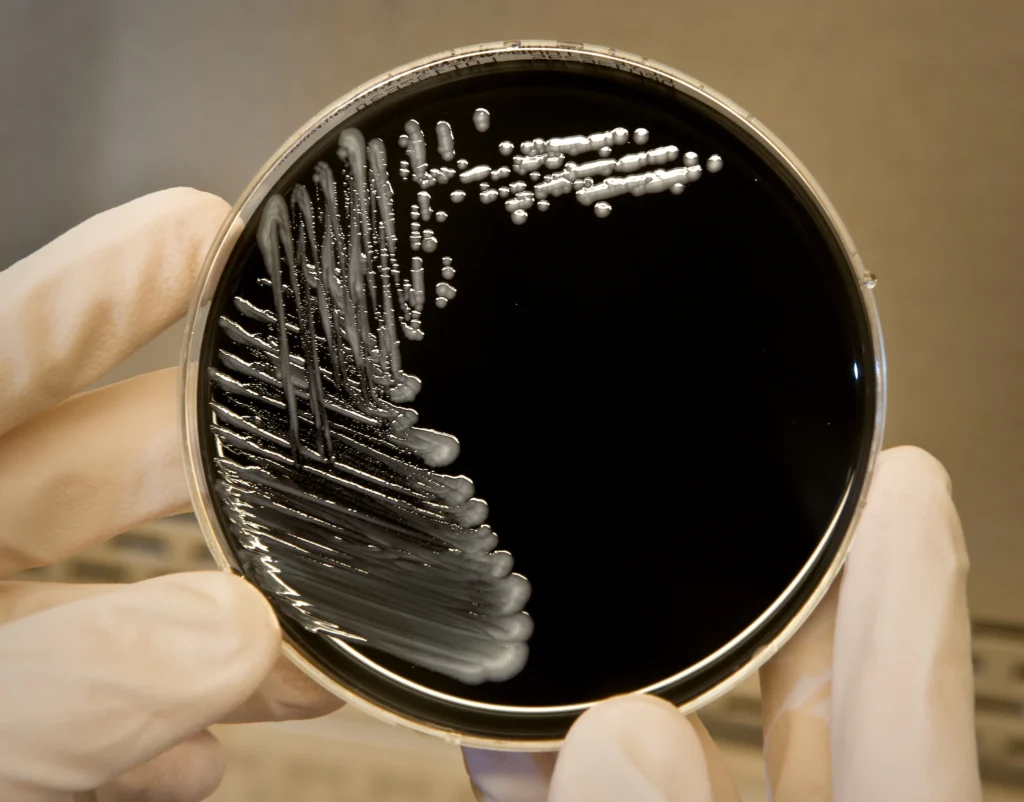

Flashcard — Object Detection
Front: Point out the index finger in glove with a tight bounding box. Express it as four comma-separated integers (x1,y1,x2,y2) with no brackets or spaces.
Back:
0,368,189,576
462,748,556,801
0,571,279,801
0,579,343,727
548,696,723,802
0,188,229,436
221,651,344,724
831,446,982,802
462,708,741,802
92,730,225,802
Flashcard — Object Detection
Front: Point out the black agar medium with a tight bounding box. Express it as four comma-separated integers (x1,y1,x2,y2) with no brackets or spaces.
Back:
182,42,884,748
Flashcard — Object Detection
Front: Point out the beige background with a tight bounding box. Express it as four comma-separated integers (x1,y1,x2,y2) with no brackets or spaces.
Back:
2,0,1023,797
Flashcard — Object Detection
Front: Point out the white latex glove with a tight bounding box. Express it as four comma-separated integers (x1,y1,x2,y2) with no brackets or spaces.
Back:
0,189,342,802
464,446,984,801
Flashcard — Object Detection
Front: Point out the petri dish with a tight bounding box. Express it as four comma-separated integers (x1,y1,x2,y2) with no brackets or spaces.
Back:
181,41,885,749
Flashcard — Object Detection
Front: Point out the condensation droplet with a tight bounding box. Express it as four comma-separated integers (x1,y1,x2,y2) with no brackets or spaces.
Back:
864,273,878,289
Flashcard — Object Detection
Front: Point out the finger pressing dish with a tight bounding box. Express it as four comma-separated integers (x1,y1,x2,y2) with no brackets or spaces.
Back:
181,41,885,750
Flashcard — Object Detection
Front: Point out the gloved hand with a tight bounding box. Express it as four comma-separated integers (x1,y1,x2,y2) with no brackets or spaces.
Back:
0,190,984,802
464,446,984,801
0,189,342,802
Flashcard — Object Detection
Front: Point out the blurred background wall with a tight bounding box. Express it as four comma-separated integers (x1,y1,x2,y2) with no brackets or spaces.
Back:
2,0,1023,798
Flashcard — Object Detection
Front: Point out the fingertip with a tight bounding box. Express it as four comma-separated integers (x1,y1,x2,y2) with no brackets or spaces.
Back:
96,730,225,802
154,571,281,683
876,445,953,497
462,747,556,802
150,187,231,293
832,449,979,800
183,731,227,802
222,652,344,724
854,445,966,574
154,186,230,222
158,186,231,218
551,695,713,802
215,572,280,637
575,693,682,729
